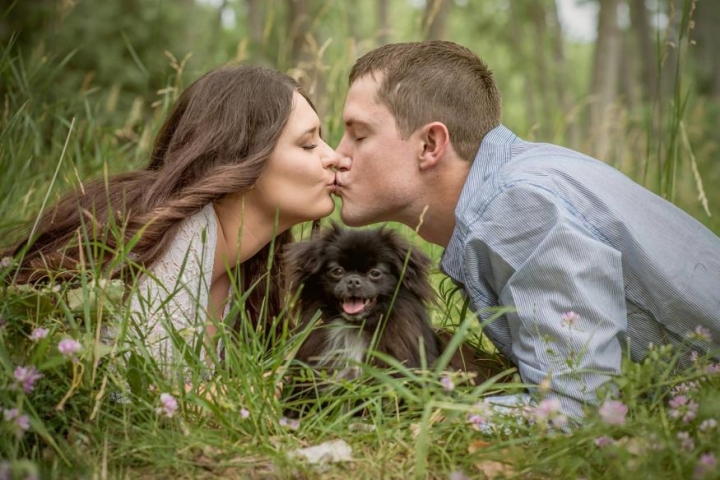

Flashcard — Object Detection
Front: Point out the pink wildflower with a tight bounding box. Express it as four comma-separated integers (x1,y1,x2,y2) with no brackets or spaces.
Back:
534,397,568,429
598,399,628,425
561,311,580,328
156,393,178,418
240,408,250,419
668,395,699,424
671,382,699,396
3,408,30,438
694,453,717,480
690,351,700,363
449,471,472,480
594,436,614,447
535,397,562,419
467,413,487,430
13,365,43,393
279,417,300,430
440,375,455,392
29,328,49,342
706,363,720,374
58,338,82,358
677,431,695,452
699,419,717,432
0,256,11,268
688,326,712,342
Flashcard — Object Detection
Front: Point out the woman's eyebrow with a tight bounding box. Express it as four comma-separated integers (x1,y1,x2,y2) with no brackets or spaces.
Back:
297,125,319,139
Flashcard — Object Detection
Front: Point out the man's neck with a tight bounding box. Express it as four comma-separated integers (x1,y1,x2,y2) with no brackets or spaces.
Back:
408,156,471,248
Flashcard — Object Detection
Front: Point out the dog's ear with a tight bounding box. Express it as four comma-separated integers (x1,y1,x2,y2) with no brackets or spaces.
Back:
283,224,343,287
381,228,434,302
283,238,325,288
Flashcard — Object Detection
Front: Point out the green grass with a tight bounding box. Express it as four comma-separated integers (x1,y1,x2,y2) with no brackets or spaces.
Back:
2,7,720,478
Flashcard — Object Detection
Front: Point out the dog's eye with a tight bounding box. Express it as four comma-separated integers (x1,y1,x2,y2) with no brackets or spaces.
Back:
368,269,383,279
329,267,344,277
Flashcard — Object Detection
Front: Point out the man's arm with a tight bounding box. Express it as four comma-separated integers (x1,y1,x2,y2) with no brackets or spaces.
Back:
467,183,627,418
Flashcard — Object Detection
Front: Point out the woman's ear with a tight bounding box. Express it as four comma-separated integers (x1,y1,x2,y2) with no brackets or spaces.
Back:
417,122,450,171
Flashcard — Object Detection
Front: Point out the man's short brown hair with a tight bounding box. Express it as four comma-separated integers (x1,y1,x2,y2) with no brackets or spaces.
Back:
349,40,502,162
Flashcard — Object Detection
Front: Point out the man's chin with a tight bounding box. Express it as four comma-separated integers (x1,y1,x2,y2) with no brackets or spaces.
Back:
339,205,373,227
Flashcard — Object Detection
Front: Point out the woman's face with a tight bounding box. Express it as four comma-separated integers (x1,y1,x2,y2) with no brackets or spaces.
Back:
252,92,339,226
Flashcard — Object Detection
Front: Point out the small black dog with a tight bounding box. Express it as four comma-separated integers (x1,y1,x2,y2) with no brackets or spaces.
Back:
284,223,441,378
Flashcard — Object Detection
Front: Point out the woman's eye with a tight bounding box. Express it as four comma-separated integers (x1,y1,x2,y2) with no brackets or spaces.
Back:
302,144,317,150
368,269,382,279
355,137,365,143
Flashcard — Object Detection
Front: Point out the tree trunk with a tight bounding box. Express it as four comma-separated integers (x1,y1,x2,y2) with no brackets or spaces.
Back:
287,0,311,69
529,0,553,140
377,0,390,45
589,0,622,160
693,0,720,97
508,1,537,136
629,0,657,100
423,0,451,40
548,0,580,148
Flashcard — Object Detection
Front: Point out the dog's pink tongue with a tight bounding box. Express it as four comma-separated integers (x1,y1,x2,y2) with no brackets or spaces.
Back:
343,298,365,314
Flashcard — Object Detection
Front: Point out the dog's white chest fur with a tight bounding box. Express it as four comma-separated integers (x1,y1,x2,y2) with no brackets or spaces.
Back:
317,322,368,380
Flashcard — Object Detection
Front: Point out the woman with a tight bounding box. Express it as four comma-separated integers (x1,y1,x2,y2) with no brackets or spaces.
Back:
4,65,339,371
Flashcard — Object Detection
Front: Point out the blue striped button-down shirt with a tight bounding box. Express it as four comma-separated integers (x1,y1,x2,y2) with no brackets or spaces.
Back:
441,124,720,417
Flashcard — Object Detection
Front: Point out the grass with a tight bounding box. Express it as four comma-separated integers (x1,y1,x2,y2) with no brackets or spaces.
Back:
2,4,720,477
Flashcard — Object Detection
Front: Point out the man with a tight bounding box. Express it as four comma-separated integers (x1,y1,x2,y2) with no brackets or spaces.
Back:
333,40,720,417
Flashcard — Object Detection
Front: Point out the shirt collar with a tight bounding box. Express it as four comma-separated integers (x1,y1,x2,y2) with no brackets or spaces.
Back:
440,124,521,280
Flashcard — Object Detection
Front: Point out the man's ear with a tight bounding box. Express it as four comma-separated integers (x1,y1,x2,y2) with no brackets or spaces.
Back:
417,122,450,171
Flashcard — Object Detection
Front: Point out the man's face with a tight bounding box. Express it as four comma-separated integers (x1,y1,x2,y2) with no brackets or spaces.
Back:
335,75,422,227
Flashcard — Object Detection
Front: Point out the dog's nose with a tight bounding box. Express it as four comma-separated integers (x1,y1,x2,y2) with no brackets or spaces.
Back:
345,276,362,289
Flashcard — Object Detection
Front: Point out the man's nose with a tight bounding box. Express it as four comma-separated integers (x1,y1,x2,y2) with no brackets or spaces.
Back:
335,136,352,172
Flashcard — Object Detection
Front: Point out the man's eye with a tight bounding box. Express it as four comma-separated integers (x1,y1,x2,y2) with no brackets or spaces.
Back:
302,144,317,150
368,269,382,279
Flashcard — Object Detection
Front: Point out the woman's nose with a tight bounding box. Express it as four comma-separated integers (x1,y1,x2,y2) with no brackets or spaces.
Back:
321,145,341,170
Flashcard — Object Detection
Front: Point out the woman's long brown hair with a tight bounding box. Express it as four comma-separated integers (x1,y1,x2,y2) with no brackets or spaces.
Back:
3,65,310,333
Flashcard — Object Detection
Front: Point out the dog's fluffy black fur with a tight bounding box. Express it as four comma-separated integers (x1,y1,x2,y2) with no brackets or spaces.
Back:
284,223,441,374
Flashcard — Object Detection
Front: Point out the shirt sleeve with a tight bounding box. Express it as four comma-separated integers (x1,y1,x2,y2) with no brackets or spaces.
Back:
128,205,216,375
467,183,627,418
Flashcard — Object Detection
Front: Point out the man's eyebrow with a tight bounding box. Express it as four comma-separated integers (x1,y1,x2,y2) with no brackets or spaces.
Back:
345,118,370,128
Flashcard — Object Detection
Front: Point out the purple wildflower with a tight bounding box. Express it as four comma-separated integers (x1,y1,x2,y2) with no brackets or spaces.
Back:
279,417,300,430
58,338,82,358
677,431,695,452
449,471,472,480
240,408,250,419
3,408,30,438
156,393,178,418
699,419,717,432
598,399,628,425
694,453,717,480
690,351,700,363
29,328,49,341
13,365,43,393
0,256,11,268
668,395,699,424
594,436,614,447
706,363,720,374
688,325,712,342
440,375,455,392
671,382,699,396
561,311,580,328
535,397,562,419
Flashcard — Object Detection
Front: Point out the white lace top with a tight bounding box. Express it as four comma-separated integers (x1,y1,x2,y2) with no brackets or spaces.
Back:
128,203,230,371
